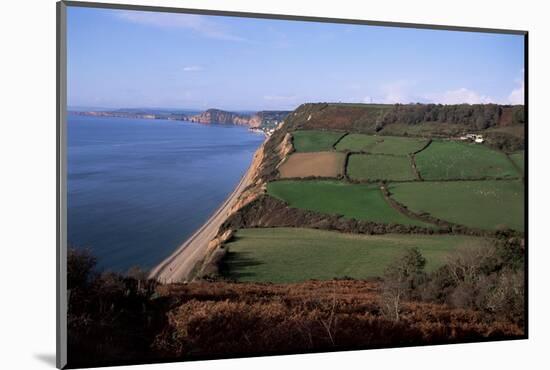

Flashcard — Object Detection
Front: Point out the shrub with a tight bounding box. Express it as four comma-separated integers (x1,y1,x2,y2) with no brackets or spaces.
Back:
380,248,426,321
67,248,97,290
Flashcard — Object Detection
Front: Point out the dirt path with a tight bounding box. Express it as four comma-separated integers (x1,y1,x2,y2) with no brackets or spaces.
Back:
148,164,256,283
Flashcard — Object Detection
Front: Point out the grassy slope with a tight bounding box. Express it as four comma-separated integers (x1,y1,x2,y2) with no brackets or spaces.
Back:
291,130,345,152
335,134,380,151
509,151,525,173
415,141,520,180
369,136,429,155
389,180,524,231
223,228,488,283
267,180,430,227
335,134,427,155
347,154,416,181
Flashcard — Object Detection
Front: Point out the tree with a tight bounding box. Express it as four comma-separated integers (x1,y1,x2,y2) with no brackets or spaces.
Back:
380,248,426,321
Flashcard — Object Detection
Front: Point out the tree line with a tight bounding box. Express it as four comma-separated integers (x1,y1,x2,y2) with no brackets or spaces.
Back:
377,104,524,130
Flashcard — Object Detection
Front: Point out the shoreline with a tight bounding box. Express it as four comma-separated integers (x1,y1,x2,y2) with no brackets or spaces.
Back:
148,145,263,283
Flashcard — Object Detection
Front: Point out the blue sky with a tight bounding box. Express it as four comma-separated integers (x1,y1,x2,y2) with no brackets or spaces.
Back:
67,7,525,111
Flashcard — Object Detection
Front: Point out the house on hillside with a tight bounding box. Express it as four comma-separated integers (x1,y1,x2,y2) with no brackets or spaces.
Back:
459,133,484,143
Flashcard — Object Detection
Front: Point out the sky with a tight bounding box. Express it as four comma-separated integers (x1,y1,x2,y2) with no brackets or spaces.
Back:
67,7,525,111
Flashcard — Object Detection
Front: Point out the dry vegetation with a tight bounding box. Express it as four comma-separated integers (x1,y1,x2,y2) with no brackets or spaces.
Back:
67,233,525,367
153,279,522,359
278,152,346,178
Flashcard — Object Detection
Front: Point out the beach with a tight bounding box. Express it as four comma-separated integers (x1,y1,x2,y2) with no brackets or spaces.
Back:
148,147,262,283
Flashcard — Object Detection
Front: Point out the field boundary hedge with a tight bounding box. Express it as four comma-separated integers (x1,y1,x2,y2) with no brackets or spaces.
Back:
269,176,523,185
332,131,350,150
343,152,352,181
412,138,433,155
379,184,523,237
219,194,524,239
505,152,524,180
409,154,423,181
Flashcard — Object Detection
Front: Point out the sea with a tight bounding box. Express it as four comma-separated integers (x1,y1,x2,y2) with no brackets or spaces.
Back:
67,114,264,272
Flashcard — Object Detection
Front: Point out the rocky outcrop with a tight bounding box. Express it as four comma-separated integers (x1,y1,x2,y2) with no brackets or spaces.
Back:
186,109,291,126
71,108,291,128
187,109,251,125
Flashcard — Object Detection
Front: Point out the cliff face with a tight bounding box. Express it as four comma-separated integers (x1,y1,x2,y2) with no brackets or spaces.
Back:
71,108,291,128
187,109,251,125
186,109,291,127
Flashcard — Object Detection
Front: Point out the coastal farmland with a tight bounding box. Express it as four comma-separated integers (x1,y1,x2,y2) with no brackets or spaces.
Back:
222,228,489,283
369,136,429,155
278,152,346,178
267,180,431,227
415,141,520,180
291,130,345,152
389,180,524,231
347,154,416,181
270,130,524,233
336,134,428,155
335,133,380,152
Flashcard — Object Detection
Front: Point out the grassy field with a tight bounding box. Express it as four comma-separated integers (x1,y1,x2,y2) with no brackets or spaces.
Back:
509,151,525,173
415,141,520,180
347,154,416,181
267,180,430,227
335,134,428,155
279,152,346,178
222,228,488,283
389,180,524,231
291,130,345,152
335,133,380,151
369,136,429,155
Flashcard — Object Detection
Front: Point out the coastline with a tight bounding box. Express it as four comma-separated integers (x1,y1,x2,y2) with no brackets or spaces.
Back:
148,143,264,283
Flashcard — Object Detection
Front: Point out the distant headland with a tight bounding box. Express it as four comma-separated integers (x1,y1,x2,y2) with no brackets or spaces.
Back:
69,108,291,135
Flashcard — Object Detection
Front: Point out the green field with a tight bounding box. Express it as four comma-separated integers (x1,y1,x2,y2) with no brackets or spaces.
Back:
509,151,525,173
291,130,345,152
369,136,429,155
335,134,428,155
222,228,489,283
347,154,416,181
335,134,380,152
389,180,524,231
415,141,520,180
267,180,431,227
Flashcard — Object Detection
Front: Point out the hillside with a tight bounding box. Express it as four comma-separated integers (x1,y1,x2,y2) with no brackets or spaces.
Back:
173,102,525,283
186,108,251,125
68,249,523,367
192,102,523,276
284,103,524,150
68,102,526,367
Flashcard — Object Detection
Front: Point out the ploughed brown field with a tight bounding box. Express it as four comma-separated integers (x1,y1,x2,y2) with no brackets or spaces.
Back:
278,152,346,178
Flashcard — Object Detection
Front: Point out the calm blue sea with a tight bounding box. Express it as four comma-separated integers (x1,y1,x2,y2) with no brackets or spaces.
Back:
67,115,264,272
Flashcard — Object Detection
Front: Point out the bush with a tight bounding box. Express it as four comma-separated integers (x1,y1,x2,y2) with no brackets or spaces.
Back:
416,242,525,326
380,248,426,321
67,248,97,290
